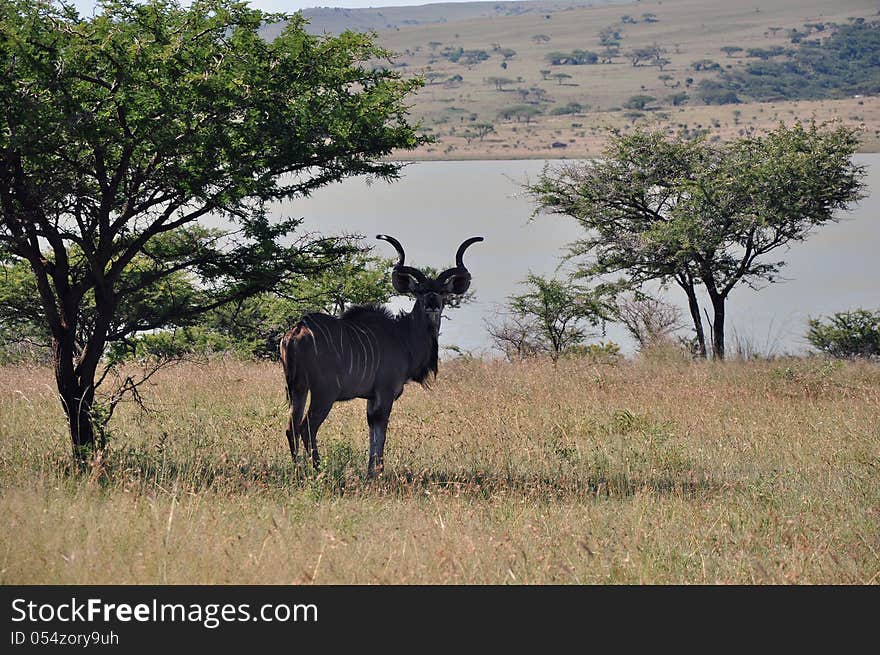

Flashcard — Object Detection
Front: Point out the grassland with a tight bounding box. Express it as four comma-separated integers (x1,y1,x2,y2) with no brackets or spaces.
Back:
2,355,878,584
341,0,880,158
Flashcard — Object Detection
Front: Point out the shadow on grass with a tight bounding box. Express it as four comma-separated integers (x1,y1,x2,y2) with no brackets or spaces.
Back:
383,467,727,500
46,444,731,502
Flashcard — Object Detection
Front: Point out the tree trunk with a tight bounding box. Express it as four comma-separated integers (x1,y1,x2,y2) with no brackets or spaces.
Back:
59,381,98,459
52,291,114,461
678,278,707,358
707,292,726,360
53,331,99,461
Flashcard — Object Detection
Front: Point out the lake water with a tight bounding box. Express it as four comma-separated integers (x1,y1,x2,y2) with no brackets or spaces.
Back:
268,154,879,357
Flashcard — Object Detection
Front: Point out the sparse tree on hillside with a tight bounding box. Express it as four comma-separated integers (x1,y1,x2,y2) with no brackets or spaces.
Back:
624,95,656,110
463,123,496,143
486,76,515,91
499,105,542,123
629,47,659,66
553,72,572,85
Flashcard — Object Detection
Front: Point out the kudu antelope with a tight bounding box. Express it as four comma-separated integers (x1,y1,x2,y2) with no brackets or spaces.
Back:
280,235,483,476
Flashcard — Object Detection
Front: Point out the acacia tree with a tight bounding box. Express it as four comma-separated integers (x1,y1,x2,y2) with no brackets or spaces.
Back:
527,124,865,359
0,0,426,457
487,274,609,361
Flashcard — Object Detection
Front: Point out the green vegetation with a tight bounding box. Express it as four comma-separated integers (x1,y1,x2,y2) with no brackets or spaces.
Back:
546,49,599,65
624,94,657,110
499,105,543,122
0,0,425,457
697,80,741,105
691,59,721,71
486,274,609,361
527,123,866,360
549,102,586,116
721,20,880,101
442,46,490,65
807,309,880,359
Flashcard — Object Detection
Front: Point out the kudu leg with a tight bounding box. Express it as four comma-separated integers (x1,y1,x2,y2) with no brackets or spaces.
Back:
285,387,309,463
301,403,331,470
366,396,393,477
285,411,298,461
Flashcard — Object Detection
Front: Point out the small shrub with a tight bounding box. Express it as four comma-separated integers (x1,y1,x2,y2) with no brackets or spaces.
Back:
806,309,880,359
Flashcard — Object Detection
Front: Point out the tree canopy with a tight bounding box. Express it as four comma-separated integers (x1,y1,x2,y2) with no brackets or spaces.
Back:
0,0,426,456
527,123,866,359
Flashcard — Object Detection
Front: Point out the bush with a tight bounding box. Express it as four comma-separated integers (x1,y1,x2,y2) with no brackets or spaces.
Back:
806,309,880,359
549,102,585,115
564,340,621,364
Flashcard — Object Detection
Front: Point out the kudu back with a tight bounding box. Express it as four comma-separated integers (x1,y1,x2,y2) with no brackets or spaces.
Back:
280,235,483,476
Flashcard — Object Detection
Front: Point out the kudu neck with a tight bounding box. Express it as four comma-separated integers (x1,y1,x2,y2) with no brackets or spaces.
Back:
403,297,440,382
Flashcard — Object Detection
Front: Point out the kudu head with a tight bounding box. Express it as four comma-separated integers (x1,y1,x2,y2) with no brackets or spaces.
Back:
377,234,483,334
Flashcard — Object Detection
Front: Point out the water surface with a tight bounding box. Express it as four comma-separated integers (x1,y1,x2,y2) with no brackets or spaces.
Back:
267,154,879,356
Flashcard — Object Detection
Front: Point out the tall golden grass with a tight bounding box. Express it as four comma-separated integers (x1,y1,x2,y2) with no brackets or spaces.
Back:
1,355,878,583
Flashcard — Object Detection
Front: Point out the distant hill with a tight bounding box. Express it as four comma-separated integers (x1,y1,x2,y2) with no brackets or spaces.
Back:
261,0,880,159
258,1,630,38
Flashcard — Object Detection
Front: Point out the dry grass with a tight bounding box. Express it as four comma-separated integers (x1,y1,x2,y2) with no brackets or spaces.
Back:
1,356,879,584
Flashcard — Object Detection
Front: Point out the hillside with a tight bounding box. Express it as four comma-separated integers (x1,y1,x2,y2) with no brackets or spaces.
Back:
272,0,880,159
301,1,630,35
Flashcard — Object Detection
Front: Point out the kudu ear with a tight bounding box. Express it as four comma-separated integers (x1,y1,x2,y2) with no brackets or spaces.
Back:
441,271,472,295
391,269,421,294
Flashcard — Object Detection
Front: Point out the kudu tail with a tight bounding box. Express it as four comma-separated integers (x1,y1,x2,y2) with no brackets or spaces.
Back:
280,323,313,456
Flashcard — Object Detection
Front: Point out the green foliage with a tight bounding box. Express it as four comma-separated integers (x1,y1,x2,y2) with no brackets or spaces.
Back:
549,102,585,116
546,50,598,65
123,248,393,361
696,80,740,105
563,340,621,363
691,59,721,71
598,27,622,48
552,73,572,86
461,123,496,143
488,274,611,361
746,46,789,60
623,95,656,110
0,0,425,449
443,46,489,65
807,309,880,359
526,123,866,359
498,105,542,122
720,20,880,101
